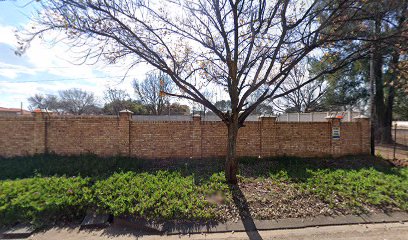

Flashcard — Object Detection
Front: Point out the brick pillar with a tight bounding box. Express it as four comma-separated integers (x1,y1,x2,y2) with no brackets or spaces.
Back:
191,114,202,158
353,115,370,154
32,109,47,155
326,116,342,156
259,115,277,158
119,109,133,156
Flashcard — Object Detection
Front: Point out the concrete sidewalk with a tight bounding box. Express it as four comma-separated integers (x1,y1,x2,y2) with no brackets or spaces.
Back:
26,222,408,240
112,211,408,235
2,212,408,239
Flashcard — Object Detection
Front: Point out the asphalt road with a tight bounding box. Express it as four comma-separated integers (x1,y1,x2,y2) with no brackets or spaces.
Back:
28,222,408,240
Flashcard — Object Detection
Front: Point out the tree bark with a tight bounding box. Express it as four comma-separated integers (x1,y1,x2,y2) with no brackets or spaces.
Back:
372,18,386,143
382,51,399,143
383,84,395,143
225,120,239,185
369,38,376,155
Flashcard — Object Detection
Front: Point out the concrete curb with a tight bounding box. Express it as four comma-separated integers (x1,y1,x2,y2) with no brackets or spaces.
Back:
113,211,408,235
80,214,113,229
0,224,36,239
1,212,406,238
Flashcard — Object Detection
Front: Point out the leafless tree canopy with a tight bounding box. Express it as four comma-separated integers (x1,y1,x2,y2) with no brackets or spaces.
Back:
28,94,60,111
273,64,326,113
24,0,380,124
133,71,174,115
103,88,130,115
104,88,129,103
28,89,100,115
59,88,99,115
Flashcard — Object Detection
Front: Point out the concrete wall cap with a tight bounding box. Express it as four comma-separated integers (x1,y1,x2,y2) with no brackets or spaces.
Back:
119,109,133,114
32,109,52,113
353,115,369,119
259,114,277,118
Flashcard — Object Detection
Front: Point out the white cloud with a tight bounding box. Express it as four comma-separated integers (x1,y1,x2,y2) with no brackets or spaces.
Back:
0,64,36,79
0,24,18,46
0,22,152,109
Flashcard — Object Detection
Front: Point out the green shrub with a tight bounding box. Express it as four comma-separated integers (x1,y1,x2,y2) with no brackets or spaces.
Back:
0,176,91,226
1,155,406,226
92,171,222,220
303,167,408,211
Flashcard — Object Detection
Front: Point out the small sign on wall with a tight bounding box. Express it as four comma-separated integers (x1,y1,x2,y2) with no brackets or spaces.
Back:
332,127,340,140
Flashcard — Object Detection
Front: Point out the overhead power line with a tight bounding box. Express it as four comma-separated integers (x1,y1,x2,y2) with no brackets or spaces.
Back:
0,65,129,70
0,75,138,84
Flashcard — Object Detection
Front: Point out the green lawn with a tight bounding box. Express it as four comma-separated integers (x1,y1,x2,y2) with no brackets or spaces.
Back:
0,155,406,227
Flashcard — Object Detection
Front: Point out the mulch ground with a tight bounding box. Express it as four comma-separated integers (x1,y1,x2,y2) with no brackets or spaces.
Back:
206,156,406,223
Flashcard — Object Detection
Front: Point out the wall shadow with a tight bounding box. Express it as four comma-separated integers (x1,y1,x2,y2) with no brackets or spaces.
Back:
238,155,402,180
0,154,225,181
0,154,400,181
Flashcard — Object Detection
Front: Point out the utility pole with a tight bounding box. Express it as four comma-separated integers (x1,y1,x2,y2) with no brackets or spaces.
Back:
369,51,376,156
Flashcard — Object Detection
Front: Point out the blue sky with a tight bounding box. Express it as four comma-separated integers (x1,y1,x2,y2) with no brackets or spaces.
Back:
0,1,149,109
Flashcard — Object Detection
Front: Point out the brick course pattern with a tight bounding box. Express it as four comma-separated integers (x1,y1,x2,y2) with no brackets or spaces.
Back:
0,111,370,158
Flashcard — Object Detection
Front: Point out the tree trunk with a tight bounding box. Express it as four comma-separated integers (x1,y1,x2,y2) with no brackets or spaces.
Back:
225,121,239,184
382,51,399,143
372,18,386,143
369,43,376,155
383,85,395,143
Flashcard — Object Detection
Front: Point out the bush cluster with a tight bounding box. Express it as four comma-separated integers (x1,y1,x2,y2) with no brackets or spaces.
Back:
0,155,406,227
0,171,226,226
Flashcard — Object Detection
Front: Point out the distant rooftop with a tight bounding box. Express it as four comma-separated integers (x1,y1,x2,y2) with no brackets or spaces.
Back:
0,107,31,115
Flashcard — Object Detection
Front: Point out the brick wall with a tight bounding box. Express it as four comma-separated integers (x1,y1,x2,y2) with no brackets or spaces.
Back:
0,111,371,158
130,120,193,158
46,116,126,156
0,116,36,156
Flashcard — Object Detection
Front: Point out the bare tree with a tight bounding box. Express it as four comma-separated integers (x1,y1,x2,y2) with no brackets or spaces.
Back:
273,64,326,113
103,88,130,115
59,88,100,115
133,72,174,115
214,100,231,113
191,90,213,115
28,94,60,112
24,0,394,183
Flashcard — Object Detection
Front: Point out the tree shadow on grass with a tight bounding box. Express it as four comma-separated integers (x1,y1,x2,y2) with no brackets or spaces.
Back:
238,155,403,181
229,184,263,240
0,154,401,181
0,154,225,181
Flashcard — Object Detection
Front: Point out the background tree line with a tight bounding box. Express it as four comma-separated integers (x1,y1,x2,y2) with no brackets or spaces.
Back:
28,72,190,116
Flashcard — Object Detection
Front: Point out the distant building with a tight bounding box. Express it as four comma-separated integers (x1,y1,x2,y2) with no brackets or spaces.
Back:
0,107,31,117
